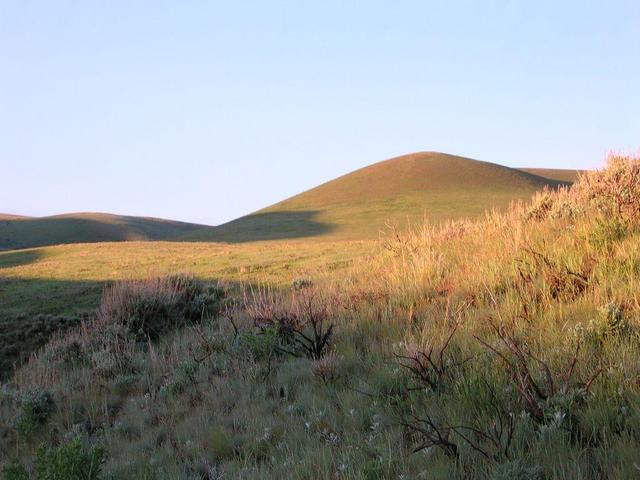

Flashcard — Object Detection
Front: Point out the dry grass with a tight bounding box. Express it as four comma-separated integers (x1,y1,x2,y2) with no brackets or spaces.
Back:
2,153,640,479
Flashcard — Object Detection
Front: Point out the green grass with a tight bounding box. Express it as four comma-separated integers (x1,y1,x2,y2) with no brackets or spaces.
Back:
4,155,638,480
2,153,574,248
0,240,370,376
0,213,209,250
191,152,572,241
518,167,583,183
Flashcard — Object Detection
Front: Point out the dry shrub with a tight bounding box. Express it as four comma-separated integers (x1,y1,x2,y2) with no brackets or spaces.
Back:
243,283,335,359
97,275,223,341
576,153,640,223
311,351,338,383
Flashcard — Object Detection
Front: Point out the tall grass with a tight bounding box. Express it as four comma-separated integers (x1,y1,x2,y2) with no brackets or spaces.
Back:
2,154,639,479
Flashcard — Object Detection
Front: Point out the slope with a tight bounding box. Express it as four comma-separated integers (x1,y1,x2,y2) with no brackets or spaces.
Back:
191,152,571,242
0,212,210,250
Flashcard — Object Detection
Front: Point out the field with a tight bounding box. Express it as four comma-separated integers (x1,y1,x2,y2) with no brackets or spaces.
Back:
1,155,639,479
0,240,370,376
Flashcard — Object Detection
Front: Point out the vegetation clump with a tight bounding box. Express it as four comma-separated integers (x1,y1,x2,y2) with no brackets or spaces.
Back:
96,275,224,341
15,388,56,437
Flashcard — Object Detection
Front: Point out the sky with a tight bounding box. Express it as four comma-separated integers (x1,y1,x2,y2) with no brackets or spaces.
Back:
1,1,638,225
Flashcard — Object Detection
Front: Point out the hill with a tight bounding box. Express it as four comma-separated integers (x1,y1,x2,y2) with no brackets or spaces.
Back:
2,154,638,478
191,152,571,242
0,212,209,250
518,167,582,183
0,213,31,220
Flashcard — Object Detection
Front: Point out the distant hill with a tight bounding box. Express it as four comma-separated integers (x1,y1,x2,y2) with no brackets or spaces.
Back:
0,214,32,221
517,168,582,183
188,152,572,242
0,213,209,250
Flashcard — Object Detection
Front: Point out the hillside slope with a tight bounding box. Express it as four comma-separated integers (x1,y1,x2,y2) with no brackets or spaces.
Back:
0,213,209,250
518,167,582,183
191,152,571,242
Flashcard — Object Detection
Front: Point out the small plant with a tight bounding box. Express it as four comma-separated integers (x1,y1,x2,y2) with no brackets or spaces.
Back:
588,217,627,251
56,340,87,369
311,351,339,384
16,388,56,437
244,285,335,360
490,460,543,480
292,278,314,290
476,323,601,425
585,302,628,344
96,275,224,341
395,320,467,392
1,460,29,480
34,437,104,479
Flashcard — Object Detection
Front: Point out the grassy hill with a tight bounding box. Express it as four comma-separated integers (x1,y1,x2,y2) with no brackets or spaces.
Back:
518,167,582,183
0,212,209,250
2,154,639,479
191,152,572,242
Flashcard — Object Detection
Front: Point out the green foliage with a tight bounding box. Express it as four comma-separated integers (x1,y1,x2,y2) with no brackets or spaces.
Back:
1,460,29,480
584,302,628,344
34,438,104,480
588,217,627,250
207,428,237,461
241,326,283,362
3,154,640,479
159,358,200,397
99,276,225,341
0,314,82,381
490,460,543,480
16,388,56,437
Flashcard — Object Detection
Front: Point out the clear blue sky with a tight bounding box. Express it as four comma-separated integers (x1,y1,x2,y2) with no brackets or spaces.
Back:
1,1,638,225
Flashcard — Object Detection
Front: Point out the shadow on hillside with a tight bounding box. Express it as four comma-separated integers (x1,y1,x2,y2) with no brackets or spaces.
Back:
0,215,207,250
0,210,333,249
197,210,334,243
0,276,255,380
0,249,44,269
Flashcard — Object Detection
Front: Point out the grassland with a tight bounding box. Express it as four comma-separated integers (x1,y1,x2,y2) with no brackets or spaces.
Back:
2,154,573,249
0,213,210,250
517,168,582,183
185,152,572,242
1,154,638,479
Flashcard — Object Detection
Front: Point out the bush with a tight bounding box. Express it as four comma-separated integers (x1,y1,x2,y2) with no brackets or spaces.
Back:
97,276,224,341
1,461,29,480
577,154,640,223
16,388,56,437
585,302,628,344
588,217,627,251
34,438,104,479
490,460,543,480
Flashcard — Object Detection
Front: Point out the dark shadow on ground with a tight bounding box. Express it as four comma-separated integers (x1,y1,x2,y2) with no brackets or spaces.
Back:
0,250,44,269
0,215,208,250
0,210,334,249
194,210,334,243
0,276,254,380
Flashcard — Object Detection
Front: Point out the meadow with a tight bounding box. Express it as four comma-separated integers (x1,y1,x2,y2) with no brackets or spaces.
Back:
1,154,639,479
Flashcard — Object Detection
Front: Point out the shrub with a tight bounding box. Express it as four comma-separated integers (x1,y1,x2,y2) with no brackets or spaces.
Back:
34,438,104,479
96,276,224,341
244,285,335,360
55,341,87,370
490,460,543,480
585,302,628,344
1,460,29,480
588,217,627,251
16,388,56,437
576,154,640,223
292,278,314,291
